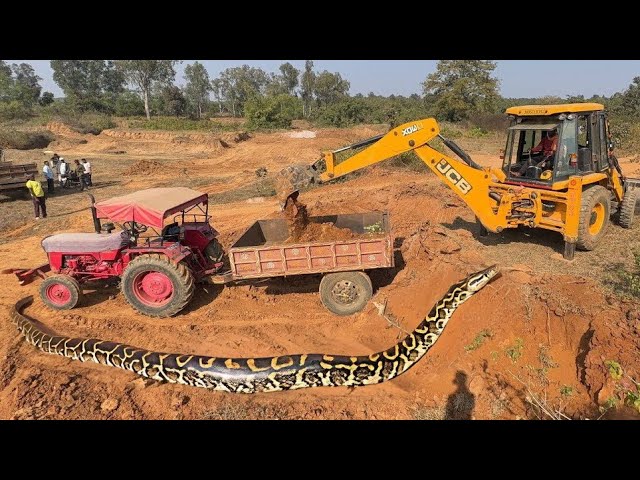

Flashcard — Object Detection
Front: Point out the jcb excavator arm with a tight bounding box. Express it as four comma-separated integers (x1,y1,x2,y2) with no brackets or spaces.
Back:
276,118,513,233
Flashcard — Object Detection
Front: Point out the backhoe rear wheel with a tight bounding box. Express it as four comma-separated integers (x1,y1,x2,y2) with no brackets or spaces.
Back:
121,254,194,318
619,188,637,229
576,186,611,251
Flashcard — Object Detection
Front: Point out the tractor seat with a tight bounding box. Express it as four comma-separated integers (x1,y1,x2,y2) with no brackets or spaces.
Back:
41,232,129,253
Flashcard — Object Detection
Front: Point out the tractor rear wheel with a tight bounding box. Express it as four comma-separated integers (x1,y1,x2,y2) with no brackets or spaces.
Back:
619,188,638,229
577,186,611,251
40,275,83,310
121,254,195,318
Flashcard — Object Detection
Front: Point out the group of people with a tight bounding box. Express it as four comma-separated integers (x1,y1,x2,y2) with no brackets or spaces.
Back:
48,153,93,191
25,152,94,220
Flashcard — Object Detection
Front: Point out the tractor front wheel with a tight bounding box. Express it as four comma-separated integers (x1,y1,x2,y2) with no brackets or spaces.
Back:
40,275,83,310
577,186,611,251
121,254,195,318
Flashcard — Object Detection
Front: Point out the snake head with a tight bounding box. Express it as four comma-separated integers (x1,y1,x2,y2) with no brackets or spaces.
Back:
466,265,500,292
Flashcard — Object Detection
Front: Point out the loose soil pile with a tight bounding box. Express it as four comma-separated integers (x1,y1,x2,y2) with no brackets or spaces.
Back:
282,196,359,243
122,160,163,176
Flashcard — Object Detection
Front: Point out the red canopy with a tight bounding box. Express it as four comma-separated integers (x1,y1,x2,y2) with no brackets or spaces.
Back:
94,187,208,229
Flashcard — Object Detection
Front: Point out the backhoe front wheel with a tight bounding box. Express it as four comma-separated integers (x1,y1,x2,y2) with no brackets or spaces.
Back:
121,254,195,318
577,186,611,251
319,271,373,316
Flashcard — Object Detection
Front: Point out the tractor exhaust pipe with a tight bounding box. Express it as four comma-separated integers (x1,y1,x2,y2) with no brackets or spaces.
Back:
87,193,101,233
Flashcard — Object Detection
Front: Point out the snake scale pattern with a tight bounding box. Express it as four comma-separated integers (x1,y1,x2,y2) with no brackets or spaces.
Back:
11,265,498,393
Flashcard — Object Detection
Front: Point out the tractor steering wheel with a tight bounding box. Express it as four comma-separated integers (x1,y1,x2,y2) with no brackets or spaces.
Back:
124,221,148,235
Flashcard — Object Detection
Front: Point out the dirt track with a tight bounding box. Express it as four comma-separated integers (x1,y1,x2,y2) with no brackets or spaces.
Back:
0,124,639,420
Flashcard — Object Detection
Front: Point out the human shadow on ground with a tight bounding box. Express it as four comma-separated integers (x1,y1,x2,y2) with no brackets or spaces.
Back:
445,370,476,420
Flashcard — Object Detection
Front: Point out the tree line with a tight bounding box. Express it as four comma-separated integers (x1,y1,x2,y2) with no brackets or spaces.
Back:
2,59,640,129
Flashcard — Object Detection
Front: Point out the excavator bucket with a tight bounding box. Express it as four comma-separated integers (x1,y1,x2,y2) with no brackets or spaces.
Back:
274,164,317,210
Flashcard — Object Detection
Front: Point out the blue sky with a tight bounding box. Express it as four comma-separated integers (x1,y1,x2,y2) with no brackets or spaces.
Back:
11,60,640,98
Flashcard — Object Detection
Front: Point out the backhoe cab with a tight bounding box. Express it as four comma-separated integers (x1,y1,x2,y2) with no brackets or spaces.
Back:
276,103,640,260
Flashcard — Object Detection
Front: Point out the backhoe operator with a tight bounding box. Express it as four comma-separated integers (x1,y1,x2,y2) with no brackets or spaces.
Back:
514,129,558,177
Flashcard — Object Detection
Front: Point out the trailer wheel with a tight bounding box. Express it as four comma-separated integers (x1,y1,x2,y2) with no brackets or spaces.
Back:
319,271,373,316
40,275,83,310
577,186,611,251
121,254,194,318
619,188,637,229
204,238,224,264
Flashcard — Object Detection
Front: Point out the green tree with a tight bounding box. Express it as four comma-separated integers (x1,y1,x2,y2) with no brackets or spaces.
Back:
210,78,224,114
155,85,187,117
215,65,269,116
115,91,145,116
279,62,299,96
115,60,179,119
0,60,12,101
0,61,42,119
51,60,124,112
300,60,315,117
39,91,55,106
617,77,640,116
245,94,301,129
10,63,41,106
184,61,211,118
314,70,350,106
315,98,369,127
422,60,499,121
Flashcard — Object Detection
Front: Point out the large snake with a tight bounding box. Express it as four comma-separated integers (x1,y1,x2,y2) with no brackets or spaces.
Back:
10,265,498,393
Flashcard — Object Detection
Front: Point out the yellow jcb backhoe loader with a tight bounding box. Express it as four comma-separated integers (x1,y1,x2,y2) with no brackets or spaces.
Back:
276,103,639,260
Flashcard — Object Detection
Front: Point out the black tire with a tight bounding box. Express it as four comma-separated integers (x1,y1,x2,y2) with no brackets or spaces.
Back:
576,186,611,251
319,271,373,316
40,275,83,310
121,254,195,318
619,188,637,229
204,238,224,264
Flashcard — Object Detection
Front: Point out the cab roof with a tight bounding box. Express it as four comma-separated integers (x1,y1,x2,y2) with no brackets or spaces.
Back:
505,103,605,116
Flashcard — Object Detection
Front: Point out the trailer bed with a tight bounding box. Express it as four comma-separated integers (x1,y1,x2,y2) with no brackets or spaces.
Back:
217,211,393,281
0,162,38,192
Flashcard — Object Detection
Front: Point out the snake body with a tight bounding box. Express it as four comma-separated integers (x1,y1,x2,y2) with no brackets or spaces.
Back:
11,265,498,393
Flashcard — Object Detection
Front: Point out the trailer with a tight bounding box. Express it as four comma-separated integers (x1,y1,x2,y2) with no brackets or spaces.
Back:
0,161,38,193
210,211,394,315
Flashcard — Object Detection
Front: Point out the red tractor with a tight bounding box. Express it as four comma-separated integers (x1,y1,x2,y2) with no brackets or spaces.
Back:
6,188,225,317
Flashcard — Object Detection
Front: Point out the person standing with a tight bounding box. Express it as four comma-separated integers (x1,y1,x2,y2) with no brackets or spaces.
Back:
59,158,68,187
81,158,92,186
74,159,87,191
25,173,47,219
43,160,54,194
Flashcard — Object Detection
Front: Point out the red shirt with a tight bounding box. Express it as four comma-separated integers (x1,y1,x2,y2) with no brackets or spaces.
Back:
532,135,558,156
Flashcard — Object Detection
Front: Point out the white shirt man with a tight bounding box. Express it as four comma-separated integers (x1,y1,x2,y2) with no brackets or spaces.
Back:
59,159,67,186
82,159,92,186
